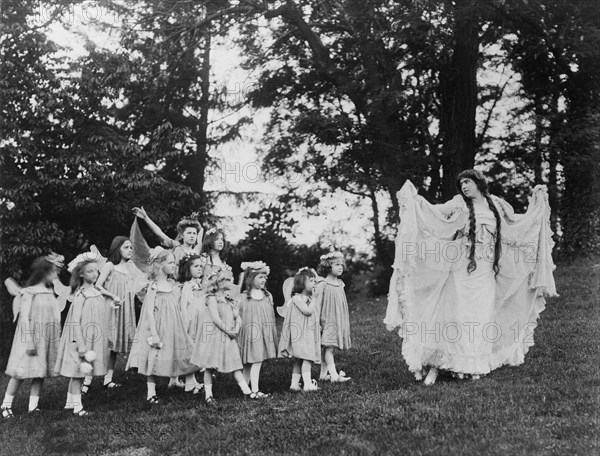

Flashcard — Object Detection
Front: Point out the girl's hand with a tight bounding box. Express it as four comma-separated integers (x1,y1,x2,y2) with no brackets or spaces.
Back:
112,296,122,307
132,207,148,220
77,345,87,357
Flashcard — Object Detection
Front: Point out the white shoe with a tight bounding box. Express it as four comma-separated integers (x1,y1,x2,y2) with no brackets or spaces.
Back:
289,384,302,392
303,379,320,392
424,367,438,386
414,369,424,381
168,378,185,389
330,370,351,383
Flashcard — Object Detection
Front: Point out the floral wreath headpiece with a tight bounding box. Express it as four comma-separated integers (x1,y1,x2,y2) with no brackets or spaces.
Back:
205,226,223,237
206,265,233,283
319,251,344,261
67,250,101,273
180,251,201,263
46,252,65,269
241,261,270,275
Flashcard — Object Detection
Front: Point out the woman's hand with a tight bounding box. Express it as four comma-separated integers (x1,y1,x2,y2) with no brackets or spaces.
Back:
132,207,148,220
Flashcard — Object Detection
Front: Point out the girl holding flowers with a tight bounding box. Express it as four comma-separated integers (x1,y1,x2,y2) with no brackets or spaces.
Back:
55,250,122,416
190,267,255,405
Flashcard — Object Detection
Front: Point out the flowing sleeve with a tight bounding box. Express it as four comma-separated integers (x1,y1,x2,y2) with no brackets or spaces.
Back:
384,180,467,332
130,219,152,273
493,186,557,297
489,185,557,366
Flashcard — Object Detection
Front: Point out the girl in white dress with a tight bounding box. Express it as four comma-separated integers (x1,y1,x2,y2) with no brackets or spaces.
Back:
1,254,64,418
55,252,122,415
315,252,351,383
190,268,255,405
126,247,196,403
278,267,321,392
237,261,277,398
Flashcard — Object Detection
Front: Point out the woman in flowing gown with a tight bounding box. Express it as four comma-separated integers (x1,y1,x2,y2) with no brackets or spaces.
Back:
384,169,557,385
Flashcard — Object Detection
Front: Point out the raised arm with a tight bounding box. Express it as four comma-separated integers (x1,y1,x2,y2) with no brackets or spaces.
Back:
132,207,178,248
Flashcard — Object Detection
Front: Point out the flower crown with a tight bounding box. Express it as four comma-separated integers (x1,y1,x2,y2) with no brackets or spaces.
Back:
180,251,200,263
319,251,344,261
46,252,65,268
67,251,101,273
241,261,270,275
206,265,233,283
205,227,222,236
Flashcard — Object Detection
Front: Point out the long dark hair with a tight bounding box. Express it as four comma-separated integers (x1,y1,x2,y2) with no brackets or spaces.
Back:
456,169,502,276
201,229,227,261
107,236,129,265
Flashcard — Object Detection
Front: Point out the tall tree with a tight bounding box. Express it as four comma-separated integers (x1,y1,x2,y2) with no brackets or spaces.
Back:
560,0,600,257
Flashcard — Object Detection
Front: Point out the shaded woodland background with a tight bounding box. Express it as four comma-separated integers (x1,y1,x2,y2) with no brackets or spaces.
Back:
1,0,599,321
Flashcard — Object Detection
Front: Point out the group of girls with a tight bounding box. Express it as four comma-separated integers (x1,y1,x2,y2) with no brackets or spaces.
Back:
1,209,352,418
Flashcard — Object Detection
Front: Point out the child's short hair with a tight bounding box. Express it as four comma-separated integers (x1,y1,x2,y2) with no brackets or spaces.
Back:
317,252,345,276
291,267,316,295
107,236,129,265
178,254,202,282
205,267,233,294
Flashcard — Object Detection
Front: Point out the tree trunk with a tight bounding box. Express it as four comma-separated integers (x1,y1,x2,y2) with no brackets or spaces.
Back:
533,100,544,184
439,0,480,199
369,186,392,266
561,52,600,257
547,91,561,236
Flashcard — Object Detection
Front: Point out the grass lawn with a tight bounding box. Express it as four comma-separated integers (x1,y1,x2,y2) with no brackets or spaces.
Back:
0,260,598,455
